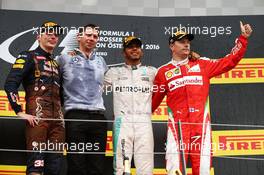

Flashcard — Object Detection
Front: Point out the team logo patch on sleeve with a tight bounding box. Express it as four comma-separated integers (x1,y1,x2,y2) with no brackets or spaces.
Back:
13,64,24,69
13,58,26,68
15,59,25,64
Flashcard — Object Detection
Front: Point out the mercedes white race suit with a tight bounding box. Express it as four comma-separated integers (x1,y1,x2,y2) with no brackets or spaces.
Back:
104,63,157,175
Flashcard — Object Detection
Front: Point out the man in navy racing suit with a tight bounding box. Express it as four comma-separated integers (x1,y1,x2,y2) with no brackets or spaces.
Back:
4,21,65,175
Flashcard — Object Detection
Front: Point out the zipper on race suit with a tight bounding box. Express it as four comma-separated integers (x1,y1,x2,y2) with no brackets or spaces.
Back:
131,67,135,131
50,58,55,119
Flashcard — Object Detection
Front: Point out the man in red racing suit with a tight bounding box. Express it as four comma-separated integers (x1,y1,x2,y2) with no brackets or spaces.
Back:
152,22,252,175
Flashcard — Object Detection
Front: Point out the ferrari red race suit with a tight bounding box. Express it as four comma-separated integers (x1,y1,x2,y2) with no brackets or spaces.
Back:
152,35,248,175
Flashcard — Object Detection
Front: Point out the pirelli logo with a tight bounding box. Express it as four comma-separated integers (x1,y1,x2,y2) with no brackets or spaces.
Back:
0,165,26,175
152,97,168,121
106,131,113,156
0,91,25,116
213,130,264,156
211,58,264,84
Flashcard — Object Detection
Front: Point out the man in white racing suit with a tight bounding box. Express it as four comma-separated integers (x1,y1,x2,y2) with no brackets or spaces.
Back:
104,36,157,175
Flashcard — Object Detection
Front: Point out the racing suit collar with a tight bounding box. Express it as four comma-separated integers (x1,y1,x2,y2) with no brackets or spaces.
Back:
124,63,142,70
36,46,52,58
74,48,96,60
171,57,189,67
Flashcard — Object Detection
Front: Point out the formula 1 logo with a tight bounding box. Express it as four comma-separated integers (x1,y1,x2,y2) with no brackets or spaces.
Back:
0,28,78,64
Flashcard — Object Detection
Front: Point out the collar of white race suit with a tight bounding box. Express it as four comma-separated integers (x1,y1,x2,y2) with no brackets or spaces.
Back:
171,57,189,67
124,62,142,70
